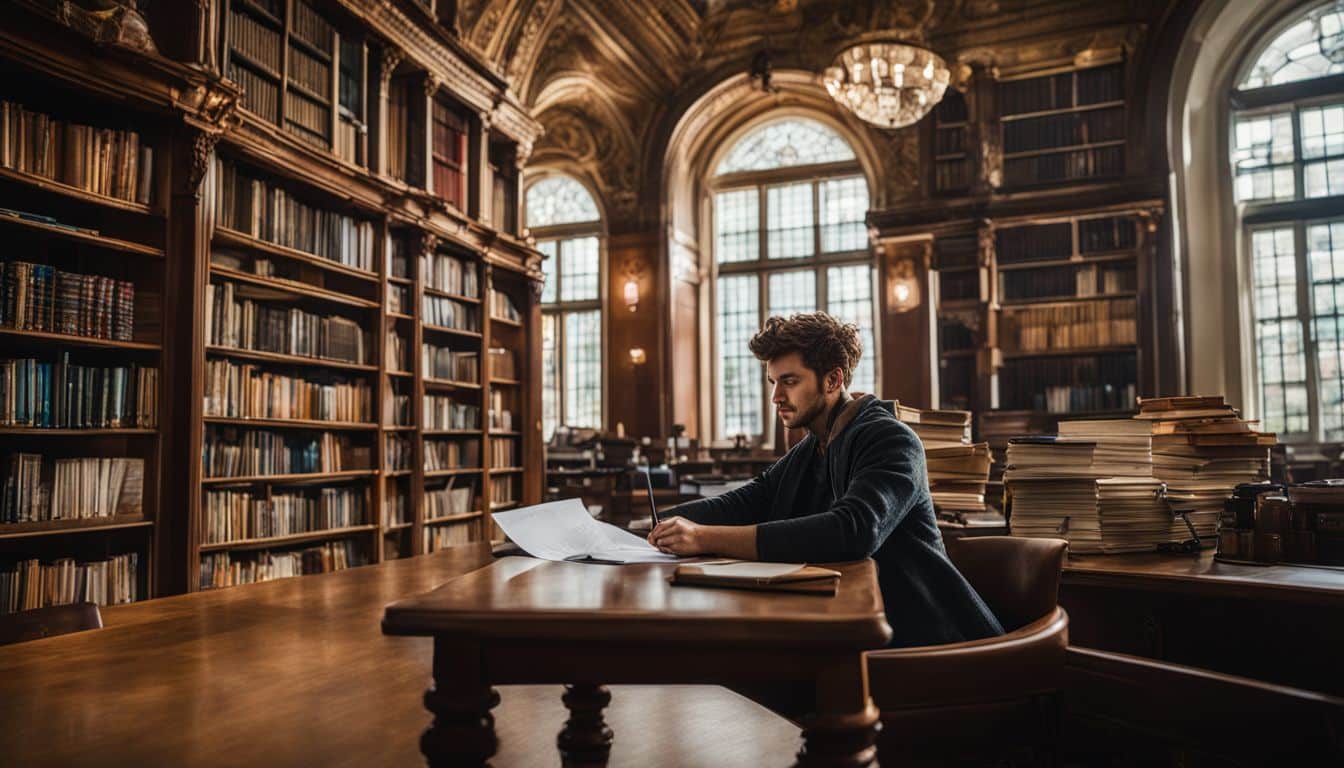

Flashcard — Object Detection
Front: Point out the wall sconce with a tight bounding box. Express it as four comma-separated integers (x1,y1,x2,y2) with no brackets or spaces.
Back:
629,347,647,365
623,276,639,312
889,257,921,313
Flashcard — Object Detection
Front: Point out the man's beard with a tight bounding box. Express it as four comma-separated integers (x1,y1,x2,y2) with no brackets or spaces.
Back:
784,396,827,430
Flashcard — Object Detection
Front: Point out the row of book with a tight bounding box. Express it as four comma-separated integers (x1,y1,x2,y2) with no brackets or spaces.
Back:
425,520,475,552
425,394,480,430
228,6,281,71
0,101,153,204
215,158,375,271
998,65,1123,117
384,487,408,527
199,540,364,590
1,454,144,524
426,480,474,519
203,428,368,478
204,359,372,423
229,62,280,124
0,357,157,428
488,389,514,431
934,159,971,193
423,344,478,381
491,437,517,468
1000,263,1135,302
1003,106,1124,155
996,222,1073,264
1003,145,1124,187
206,282,369,364
284,91,330,146
2,261,136,341
385,434,411,471
423,295,478,331
999,353,1137,413
490,289,519,322
387,332,408,372
490,475,516,506
422,250,479,297
425,438,480,471
1000,299,1137,353
385,392,410,426
1,553,138,615
386,283,410,315
203,486,368,545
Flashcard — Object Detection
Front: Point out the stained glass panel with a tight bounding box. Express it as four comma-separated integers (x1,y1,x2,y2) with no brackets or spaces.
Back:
537,239,558,304
768,270,816,317
820,176,870,253
716,118,856,175
559,236,600,302
826,265,877,397
564,310,602,429
1240,2,1344,89
766,183,815,259
525,174,600,227
1234,112,1296,201
718,274,761,437
715,189,759,264
1252,228,1310,434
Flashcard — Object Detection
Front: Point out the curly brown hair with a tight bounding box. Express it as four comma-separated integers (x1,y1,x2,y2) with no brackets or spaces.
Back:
748,312,863,387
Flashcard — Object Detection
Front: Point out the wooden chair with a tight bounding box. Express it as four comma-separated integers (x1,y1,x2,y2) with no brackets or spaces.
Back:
1063,646,1344,766
0,602,103,646
866,536,1070,767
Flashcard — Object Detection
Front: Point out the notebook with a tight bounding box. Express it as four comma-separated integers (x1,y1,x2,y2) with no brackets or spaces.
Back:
671,560,841,595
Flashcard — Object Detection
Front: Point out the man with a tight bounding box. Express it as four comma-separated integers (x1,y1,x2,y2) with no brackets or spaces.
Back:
649,312,1003,648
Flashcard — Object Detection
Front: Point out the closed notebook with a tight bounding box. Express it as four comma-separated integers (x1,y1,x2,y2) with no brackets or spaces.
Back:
670,560,841,595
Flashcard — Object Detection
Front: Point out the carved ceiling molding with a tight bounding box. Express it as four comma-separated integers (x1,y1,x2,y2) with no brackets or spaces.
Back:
503,0,562,87
531,100,639,221
951,22,1141,79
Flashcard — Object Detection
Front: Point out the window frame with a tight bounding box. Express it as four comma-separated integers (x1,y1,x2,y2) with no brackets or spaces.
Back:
1233,57,1344,443
707,151,878,442
528,179,606,439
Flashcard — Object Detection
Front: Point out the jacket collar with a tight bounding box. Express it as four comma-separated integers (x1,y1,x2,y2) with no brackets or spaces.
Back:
818,393,878,453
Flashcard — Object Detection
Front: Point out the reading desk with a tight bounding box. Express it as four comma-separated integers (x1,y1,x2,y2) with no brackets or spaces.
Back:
382,556,892,767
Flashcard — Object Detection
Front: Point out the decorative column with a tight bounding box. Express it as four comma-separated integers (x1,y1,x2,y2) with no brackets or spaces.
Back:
470,110,492,223
877,236,934,407
419,73,440,193
976,220,1000,412
374,46,403,179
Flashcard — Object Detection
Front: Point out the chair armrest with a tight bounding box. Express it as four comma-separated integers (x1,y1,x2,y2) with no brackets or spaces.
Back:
866,607,1068,710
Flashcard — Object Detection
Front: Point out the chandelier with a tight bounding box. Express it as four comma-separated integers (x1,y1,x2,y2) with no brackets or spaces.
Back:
823,41,951,129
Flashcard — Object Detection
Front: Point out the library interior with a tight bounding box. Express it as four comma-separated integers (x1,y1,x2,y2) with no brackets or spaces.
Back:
2,0,1344,765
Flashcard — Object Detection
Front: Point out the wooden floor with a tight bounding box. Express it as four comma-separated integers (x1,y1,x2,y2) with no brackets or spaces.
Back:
0,544,801,767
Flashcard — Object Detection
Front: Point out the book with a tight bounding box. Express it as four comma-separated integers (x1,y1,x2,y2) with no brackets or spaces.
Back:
670,560,841,595
490,497,680,564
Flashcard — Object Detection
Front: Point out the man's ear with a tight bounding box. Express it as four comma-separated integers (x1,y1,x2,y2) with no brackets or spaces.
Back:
827,368,843,393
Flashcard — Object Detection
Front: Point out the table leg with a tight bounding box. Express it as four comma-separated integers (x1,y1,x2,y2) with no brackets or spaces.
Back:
797,656,880,768
420,638,499,767
557,683,613,765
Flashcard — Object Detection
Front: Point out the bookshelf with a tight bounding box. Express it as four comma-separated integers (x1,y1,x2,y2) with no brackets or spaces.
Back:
932,89,972,195
1,0,542,608
0,25,182,614
997,63,1126,189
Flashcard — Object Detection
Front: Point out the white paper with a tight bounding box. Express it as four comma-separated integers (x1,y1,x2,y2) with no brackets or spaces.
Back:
688,560,808,579
491,498,684,564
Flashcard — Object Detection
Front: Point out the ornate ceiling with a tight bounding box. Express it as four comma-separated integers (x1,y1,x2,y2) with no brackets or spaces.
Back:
453,0,1171,227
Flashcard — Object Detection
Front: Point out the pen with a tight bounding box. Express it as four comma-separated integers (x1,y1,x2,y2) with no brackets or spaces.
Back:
642,466,659,527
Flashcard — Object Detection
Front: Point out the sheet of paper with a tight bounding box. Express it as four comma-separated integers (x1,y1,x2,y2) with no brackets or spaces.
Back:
687,561,808,579
491,498,683,564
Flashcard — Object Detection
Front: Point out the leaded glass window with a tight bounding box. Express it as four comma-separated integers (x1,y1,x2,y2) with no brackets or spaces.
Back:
1232,4,1344,441
527,173,603,438
709,117,876,439
716,118,856,174
525,175,600,228
1240,1,1344,89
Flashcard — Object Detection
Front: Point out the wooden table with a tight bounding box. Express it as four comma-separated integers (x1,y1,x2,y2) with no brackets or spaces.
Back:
0,544,807,767
382,557,893,767
1061,551,1344,695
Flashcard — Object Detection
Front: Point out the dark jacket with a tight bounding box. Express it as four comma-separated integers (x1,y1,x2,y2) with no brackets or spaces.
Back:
672,395,1004,648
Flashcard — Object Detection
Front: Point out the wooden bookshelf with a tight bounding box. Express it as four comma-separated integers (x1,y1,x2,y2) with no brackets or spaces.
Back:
997,64,1126,189
2,0,541,605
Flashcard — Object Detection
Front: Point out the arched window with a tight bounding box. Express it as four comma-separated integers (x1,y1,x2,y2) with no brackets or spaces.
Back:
1231,0,1344,441
709,117,875,439
526,174,603,439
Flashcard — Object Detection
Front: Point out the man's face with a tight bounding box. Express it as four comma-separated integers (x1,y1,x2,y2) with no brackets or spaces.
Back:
766,352,828,430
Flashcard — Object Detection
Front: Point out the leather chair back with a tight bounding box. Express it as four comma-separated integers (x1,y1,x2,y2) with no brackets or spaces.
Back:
945,536,1067,632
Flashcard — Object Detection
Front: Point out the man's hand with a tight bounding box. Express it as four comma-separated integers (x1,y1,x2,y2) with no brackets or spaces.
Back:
648,517,708,556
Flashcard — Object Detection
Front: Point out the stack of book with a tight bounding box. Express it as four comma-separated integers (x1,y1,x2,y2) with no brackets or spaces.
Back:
1136,395,1274,543
895,402,997,525
1005,437,1172,553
